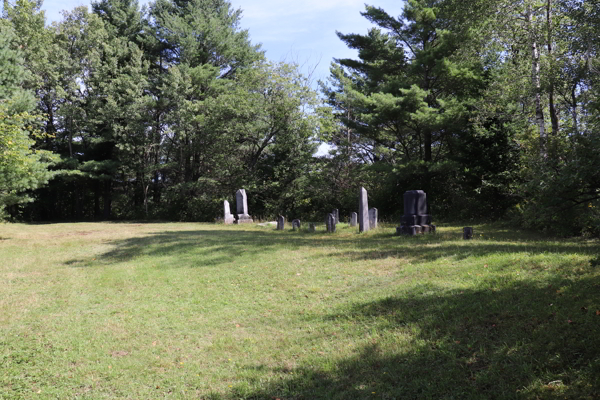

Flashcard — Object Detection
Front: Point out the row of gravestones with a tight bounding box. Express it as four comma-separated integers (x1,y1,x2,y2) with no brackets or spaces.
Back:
223,187,436,236
272,187,378,233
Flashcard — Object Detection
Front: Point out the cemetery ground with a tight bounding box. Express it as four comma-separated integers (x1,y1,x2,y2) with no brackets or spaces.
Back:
1,222,599,400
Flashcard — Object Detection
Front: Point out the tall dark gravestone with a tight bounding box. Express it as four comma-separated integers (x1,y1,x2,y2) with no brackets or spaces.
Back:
397,190,435,235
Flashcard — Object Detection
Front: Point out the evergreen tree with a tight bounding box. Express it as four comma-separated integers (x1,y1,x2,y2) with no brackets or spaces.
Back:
322,0,520,219
0,20,57,219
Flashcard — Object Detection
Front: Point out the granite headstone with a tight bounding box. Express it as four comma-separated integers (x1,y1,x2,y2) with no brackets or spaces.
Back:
277,215,285,230
397,190,434,235
358,187,370,233
223,200,234,225
369,208,378,229
350,212,357,227
326,213,336,233
292,219,301,231
235,189,253,223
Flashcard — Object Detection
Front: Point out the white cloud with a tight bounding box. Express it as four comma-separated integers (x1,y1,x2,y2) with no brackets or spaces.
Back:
39,0,405,86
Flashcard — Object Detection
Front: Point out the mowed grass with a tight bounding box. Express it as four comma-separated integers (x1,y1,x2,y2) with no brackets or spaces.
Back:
1,221,599,399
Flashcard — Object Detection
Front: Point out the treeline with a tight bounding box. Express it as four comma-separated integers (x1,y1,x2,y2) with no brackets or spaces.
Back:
1,0,599,236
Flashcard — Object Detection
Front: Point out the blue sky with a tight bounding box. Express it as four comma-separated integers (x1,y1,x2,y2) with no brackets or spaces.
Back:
39,0,406,84
34,0,406,156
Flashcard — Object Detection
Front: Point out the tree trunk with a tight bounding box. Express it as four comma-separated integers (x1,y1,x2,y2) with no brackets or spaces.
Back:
571,85,579,135
527,4,547,158
103,180,112,220
547,0,559,136
94,180,101,219
75,185,82,220
424,130,432,162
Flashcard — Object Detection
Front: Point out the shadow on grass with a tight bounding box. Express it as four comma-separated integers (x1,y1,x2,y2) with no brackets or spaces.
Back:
220,276,600,400
64,226,598,269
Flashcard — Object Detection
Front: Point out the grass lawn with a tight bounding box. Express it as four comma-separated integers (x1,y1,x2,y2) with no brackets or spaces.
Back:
1,221,599,399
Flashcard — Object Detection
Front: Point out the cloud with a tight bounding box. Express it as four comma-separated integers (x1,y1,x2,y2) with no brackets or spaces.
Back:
38,0,405,86
237,0,366,21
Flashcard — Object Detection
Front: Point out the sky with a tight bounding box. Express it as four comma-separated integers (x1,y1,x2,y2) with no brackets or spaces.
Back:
29,0,406,156
37,0,406,84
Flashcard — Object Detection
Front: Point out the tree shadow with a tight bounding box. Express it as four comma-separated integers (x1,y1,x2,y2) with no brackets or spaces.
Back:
222,275,600,399
63,226,598,269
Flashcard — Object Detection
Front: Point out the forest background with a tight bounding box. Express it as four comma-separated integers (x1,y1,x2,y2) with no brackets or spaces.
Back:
0,0,599,237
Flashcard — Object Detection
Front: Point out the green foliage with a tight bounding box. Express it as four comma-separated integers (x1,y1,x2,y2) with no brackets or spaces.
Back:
2,0,599,235
0,104,58,218
320,0,520,221
512,131,600,237
0,21,57,219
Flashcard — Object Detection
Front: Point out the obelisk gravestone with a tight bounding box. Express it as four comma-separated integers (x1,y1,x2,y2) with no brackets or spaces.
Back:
358,187,370,233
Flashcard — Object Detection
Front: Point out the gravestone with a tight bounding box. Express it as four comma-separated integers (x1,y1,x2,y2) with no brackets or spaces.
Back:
292,219,301,231
332,209,339,224
463,227,473,240
358,187,370,233
309,223,316,232
326,213,336,233
369,208,378,229
397,190,435,235
350,212,357,227
235,189,253,223
277,215,285,230
223,200,235,224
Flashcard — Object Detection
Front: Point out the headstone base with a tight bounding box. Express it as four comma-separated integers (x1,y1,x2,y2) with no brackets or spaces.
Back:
224,215,235,225
402,214,432,226
235,214,254,224
396,224,436,236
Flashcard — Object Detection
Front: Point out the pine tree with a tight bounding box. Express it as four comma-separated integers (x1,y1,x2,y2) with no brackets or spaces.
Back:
0,21,58,219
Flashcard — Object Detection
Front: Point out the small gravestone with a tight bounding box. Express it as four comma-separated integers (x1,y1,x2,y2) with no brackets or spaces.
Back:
350,212,357,227
463,227,473,240
358,187,370,233
277,216,285,230
292,219,301,231
332,209,339,224
397,190,434,235
235,189,253,223
326,213,336,233
223,200,234,224
369,208,378,229
309,223,316,232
